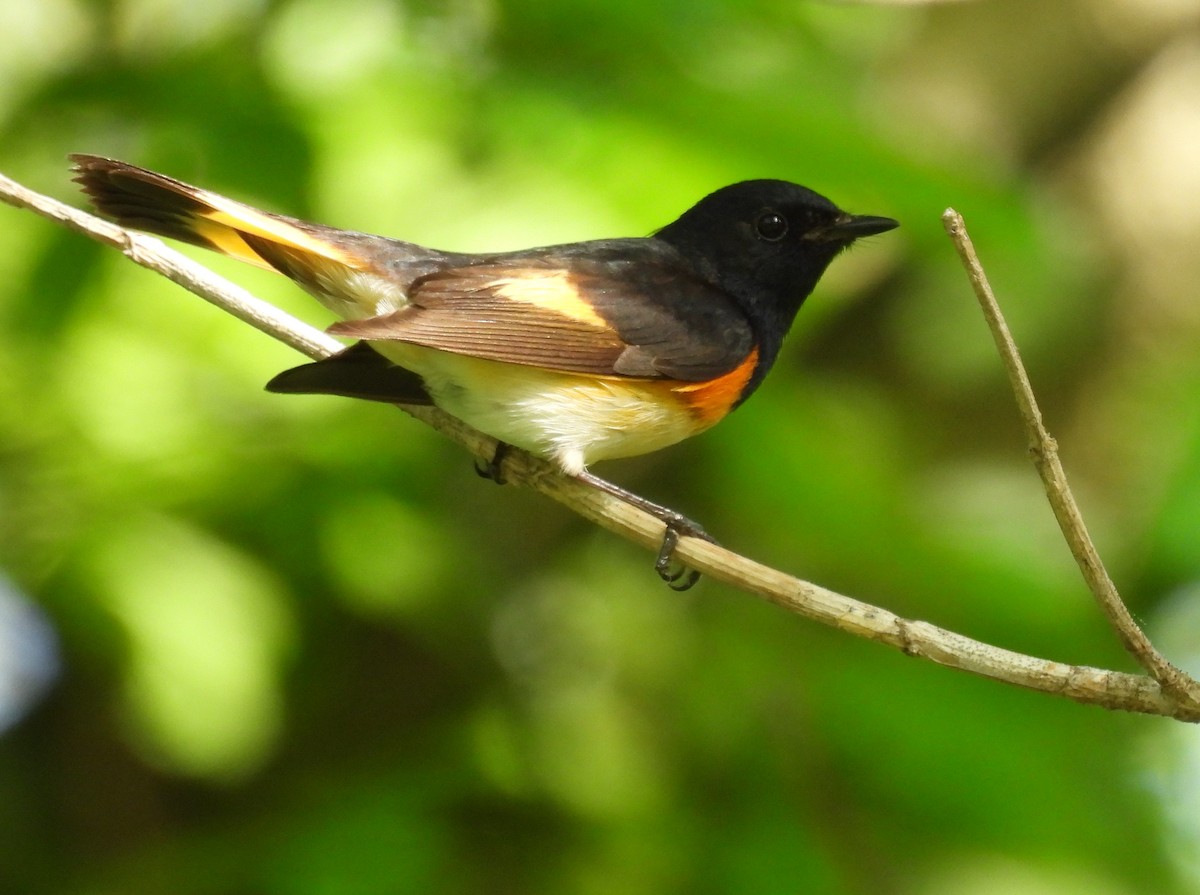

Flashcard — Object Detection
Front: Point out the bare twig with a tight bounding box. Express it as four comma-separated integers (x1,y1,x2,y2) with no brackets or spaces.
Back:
943,208,1200,711
3,168,1197,721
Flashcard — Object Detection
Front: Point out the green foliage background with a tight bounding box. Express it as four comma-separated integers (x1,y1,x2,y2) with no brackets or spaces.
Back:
3,0,1200,892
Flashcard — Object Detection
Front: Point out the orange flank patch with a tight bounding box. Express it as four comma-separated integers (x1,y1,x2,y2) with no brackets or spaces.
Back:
668,347,759,426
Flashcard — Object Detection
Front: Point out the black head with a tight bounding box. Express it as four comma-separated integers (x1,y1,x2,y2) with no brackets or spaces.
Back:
655,179,897,350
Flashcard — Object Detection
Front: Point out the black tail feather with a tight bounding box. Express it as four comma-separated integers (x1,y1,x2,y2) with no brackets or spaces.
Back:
266,342,431,405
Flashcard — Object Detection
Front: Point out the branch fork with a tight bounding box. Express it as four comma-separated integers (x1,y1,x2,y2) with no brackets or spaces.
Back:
3,167,1197,721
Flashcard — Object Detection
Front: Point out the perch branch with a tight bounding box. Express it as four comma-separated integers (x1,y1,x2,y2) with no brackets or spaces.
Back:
943,209,1200,711
3,168,1197,721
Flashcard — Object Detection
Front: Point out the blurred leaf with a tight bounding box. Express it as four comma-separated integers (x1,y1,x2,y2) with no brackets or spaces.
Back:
1,0,1197,892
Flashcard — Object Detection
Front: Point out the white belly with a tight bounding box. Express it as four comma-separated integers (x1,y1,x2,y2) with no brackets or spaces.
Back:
373,344,701,475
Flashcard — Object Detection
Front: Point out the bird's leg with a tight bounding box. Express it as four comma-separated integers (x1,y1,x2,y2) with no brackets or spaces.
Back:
575,470,715,591
474,447,712,589
474,441,511,485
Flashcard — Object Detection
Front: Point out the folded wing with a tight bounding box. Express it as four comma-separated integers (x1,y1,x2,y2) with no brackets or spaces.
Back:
329,245,756,382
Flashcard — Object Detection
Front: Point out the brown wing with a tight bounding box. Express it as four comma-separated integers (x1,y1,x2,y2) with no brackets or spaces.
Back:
328,244,756,382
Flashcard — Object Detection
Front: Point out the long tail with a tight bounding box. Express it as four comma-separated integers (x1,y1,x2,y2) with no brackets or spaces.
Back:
72,154,432,404
70,154,369,279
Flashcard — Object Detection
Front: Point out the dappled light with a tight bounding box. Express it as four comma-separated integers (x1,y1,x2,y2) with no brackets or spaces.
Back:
2,0,1200,892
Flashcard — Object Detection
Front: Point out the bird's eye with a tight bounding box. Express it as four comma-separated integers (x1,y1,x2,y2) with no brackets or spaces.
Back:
754,211,788,242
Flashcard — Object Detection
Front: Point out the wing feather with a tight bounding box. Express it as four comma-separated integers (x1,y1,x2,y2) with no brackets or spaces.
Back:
328,246,755,382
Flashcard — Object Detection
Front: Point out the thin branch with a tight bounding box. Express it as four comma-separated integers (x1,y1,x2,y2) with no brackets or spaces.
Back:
942,209,1200,712
3,168,1197,722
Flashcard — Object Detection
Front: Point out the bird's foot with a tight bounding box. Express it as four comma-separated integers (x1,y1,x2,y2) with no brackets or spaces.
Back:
474,442,511,485
575,470,715,590
654,511,716,591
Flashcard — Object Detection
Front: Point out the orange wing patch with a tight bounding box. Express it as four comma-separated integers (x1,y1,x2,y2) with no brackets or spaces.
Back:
668,347,759,426
490,272,609,329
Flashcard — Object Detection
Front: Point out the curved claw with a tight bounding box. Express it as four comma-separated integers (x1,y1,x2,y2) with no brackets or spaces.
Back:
475,442,510,485
654,518,716,591
666,566,701,592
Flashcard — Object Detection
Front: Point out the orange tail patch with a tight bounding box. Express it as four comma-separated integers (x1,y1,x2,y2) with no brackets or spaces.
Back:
70,154,363,275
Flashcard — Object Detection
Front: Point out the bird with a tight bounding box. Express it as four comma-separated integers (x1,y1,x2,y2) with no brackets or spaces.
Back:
70,154,898,589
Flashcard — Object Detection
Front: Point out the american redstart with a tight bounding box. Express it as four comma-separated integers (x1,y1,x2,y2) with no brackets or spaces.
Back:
71,155,898,589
